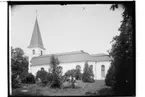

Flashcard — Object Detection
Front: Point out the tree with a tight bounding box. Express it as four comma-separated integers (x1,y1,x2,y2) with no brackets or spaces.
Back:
82,62,93,82
89,65,94,82
105,62,116,87
11,47,29,88
105,3,135,95
56,66,63,77
50,55,61,88
65,69,74,77
64,69,76,88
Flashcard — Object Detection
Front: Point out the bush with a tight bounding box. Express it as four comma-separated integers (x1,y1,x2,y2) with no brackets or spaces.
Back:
12,79,21,88
47,73,53,83
50,74,61,88
25,73,35,84
36,68,48,85
20,73,35,84
12,74,21,88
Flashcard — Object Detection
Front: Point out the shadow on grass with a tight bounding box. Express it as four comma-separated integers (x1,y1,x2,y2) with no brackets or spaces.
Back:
85,87,114,96
62,86,82,89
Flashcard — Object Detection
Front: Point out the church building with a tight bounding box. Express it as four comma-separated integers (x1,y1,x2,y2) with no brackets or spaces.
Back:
27,17,112,80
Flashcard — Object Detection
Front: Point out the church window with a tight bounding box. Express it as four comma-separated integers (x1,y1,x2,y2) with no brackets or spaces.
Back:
32,49,35,55
101,65,105,78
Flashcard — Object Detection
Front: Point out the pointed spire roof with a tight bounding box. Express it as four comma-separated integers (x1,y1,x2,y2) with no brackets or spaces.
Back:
28,17,45,50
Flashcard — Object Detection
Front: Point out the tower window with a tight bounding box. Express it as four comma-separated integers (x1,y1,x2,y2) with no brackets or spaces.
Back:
101,65,105,78
32,49,35,55
41,50,43,55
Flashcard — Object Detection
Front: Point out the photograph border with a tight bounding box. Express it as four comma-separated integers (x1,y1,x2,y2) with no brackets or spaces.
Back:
8,1,136,96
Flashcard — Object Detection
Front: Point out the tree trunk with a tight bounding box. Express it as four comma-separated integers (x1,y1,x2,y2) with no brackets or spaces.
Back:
72,75,75,88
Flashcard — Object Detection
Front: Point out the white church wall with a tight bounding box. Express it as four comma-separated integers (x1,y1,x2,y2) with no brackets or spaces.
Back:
27,47,46,73
30,62,86,76
30,61,111,80
60,62,98,79
96,61,111,80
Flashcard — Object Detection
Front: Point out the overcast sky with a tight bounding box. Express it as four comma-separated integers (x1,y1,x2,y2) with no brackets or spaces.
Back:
10,4,123,55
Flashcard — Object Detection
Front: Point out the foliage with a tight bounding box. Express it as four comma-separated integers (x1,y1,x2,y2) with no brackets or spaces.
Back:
11,47,28,75
105,63,115,87
48,66,63,85
75,65,82,80
65,69,76,77
82,62,94,83
12,74,21,88
56,66,63,77
36,68,48,85
50,55,61,88
105,3,135,95
64,65,82,80
11,47,29,88
89,65,94,79
35,64,62,87
64,69,76,88
47,72,53,83
22,73,35,84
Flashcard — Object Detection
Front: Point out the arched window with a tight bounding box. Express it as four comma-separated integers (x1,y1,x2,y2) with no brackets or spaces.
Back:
76,65,81,70
41,50,43,55
101,65,105,78
32,49,35,55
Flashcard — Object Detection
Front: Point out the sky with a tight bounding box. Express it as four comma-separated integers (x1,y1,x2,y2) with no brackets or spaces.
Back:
10,4,123,55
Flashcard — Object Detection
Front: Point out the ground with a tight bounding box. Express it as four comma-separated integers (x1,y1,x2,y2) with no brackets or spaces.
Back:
12,80,107,96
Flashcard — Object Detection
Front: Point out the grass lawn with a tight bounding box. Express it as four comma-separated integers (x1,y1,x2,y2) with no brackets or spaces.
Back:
12,80,106,96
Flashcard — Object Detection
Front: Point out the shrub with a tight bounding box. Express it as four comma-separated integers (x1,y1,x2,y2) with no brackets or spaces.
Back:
36,68,48,85
12,79,21,88
50,74,61,88
12,74,21,88
24,73,35,84
47,73,53,83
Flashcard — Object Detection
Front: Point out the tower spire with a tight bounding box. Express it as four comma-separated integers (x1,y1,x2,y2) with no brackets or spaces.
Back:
28,11,45,50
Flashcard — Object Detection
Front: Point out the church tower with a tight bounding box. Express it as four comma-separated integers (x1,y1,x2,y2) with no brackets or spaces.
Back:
27,16,45,73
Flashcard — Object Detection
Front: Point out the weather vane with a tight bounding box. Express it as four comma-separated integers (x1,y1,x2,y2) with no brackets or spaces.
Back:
36,9,38,17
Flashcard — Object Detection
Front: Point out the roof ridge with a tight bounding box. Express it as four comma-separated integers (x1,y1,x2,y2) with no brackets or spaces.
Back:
32,50,90,59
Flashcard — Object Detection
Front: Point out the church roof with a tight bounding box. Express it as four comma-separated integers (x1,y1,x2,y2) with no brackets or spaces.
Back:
28,17,45,50
31,51,113,66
